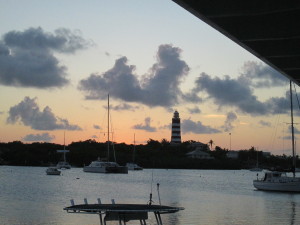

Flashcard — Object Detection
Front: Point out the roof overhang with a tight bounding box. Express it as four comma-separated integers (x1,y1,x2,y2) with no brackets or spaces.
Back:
172,0,300,86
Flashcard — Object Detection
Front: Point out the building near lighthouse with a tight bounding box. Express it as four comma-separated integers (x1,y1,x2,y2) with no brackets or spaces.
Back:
171,111,181,144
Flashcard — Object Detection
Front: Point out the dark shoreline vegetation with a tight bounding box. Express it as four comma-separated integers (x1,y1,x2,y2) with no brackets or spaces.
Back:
0,139,298,170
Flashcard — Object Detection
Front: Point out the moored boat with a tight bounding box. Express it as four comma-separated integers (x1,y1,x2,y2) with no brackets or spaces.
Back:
83,95,128,174
126,134,143,171
84,158,128,173
126,162,143,170
253,171,300,192
253,81,300,192
56,132,71,169
46,167,61,175
56,161,71,169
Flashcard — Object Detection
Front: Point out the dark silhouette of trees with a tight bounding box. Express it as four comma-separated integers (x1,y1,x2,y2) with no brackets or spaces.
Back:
0,140,299,170
208,139,214,150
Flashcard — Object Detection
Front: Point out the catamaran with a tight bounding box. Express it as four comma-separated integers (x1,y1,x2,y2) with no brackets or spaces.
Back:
83,95,128,174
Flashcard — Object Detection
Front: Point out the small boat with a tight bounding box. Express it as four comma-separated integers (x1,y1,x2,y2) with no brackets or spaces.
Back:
56,132,71,169
46,167,61,175
250,150,262,172
253,81,300,192
84,157,128,174
83,95,128,174
126,162,143,170
56,161,71,169
126,134,143,171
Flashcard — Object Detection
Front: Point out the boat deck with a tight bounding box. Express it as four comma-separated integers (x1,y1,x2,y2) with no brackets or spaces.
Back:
64,203,184,225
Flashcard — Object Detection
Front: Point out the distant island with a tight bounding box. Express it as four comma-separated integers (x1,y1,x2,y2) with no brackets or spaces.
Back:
0,139,297,170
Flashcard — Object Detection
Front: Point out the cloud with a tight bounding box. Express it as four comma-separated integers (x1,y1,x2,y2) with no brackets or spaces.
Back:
23,132,55,142
190,69,291,116
0,27,91,88
264,92,290,114
182,119,221,134
132,117,157,132
93,125,101,129
159,123,171,130
223,111,237,132
79,44,190,107
7,96,82,131
193,73,269,115
241,61,288,88
110,103,140,111
288,126,300,134
259,120,271,127
187,106,201,114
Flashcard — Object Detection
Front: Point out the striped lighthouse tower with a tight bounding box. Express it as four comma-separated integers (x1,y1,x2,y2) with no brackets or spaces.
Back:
171,111,181,144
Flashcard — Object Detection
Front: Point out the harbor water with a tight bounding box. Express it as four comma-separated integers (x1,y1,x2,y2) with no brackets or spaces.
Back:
1,166,300,225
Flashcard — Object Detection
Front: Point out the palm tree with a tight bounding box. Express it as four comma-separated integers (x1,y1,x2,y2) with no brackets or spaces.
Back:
208,139,214,150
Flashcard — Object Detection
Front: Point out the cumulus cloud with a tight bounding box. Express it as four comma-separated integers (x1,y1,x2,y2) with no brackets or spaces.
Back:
79,44,190,107
223,111,237,132
193,73,269,115
23,132,55,142
132,117,156,132
259,120,271,127
0,27,91,88
241,61,287,88
189,67,292,116
7,96,82,130
110,103,140,111
289,126,300,134
182,119,221,134
94,125,101,129
159,123,171,130
187,106,201,114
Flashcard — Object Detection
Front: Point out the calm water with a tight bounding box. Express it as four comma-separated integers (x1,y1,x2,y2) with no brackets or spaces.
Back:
1,166,300,225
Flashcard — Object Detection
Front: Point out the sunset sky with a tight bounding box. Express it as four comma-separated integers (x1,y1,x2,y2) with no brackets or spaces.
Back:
0,0,298,155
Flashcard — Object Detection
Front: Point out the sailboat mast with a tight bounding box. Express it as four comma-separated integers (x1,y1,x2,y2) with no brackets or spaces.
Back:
107,94,110,161
133,133,136,163
63,131,66,162
290,80,296,177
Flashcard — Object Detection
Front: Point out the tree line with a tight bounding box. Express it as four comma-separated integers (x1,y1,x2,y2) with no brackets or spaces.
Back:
0,139,298,170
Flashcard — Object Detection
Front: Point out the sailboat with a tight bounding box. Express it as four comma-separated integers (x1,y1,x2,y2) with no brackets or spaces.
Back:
249,150,262,172
56,132,71,169
253,81,300,192
83,95,128,174
126,134,143,171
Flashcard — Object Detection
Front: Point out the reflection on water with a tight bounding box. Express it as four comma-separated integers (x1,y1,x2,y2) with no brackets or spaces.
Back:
1,167,300,225
291,200,296,225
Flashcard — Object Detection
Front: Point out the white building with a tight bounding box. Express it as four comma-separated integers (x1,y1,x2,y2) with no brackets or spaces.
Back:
186,148,214,159
226,151,239,159
189,142,209,151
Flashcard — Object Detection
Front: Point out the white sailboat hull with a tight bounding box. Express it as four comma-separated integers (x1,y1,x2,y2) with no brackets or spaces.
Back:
83,160,128,174
253,177,300,192
126,163,143,171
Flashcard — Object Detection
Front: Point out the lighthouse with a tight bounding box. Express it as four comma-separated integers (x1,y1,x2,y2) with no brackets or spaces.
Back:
171,111,181,144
